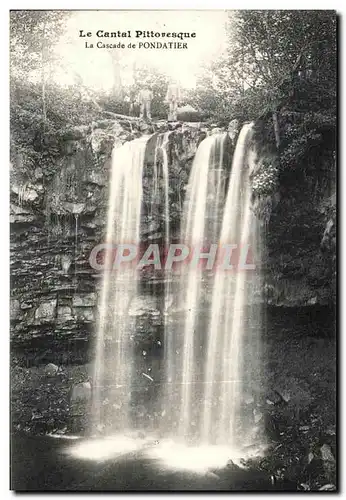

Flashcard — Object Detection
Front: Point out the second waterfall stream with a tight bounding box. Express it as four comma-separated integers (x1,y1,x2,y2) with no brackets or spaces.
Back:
85,124,264,467
162,123,264,452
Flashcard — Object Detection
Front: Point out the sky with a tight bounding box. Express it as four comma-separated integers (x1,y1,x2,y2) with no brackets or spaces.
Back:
53,10,228,90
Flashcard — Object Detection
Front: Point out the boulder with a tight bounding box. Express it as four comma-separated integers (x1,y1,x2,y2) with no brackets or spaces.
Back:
10,214,36,224
72,293,97,308
10,299,21,320
11,183,39,203
210,127,223,135
86,170,106,186
265,389,287,406
34,299,57,323
61,202,85,214
320,444,336,481
60,255,72,273
44,363,59,377
321,218,336,251
57,306,74,322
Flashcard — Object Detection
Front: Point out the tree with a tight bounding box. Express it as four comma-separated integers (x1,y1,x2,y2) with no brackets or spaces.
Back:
227,10,336,147
192,10,336,150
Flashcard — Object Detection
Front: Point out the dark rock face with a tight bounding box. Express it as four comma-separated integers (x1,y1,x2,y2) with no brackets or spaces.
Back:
10,118,336,352
262,172,336,308
10,119,207,352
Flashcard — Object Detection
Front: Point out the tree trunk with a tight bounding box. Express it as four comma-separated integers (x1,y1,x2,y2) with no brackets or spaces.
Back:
41,21,47,126
272,110,280,149
111,53,123,99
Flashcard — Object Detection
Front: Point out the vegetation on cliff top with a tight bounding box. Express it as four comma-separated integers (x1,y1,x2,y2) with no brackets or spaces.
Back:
10,11,336,161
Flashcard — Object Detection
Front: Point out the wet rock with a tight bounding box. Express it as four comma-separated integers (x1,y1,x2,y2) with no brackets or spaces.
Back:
228,119,240,143
57,306,73,322
74,307,94,322
265,389,287,406
299,483,310,491
307,296,318,305
63,125,90,141
60,255,72,273
10,213,36,224
70,381,92,403
211,127,223,135
34,167,43,180
61,202,85,214
226,459,241,472
91,128,117,155
86,170,106,186
320,444,336,481
321,218,336,251
11,183,39,203
299,425,310,431
325,424,336,436
128,295,159,317
319,484,336,491
44,363,59,377
139,122,149,132
20,302,33,310
72,293,96,308
10,299,21,320
253,408,263,424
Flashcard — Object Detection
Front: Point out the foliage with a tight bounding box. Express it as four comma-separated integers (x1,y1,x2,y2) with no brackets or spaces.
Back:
10,79,103,180
10,10,68,80
192,10,336,178
96,66,169,118
252,160,279,197
10,10,336,186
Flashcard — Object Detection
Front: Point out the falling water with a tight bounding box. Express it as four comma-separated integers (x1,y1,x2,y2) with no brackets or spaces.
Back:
92,136,150,433
149,132,171,246
87,122,263,466
74,214,79,286
163,133,228,442
161,132,171,249
201,123,263,447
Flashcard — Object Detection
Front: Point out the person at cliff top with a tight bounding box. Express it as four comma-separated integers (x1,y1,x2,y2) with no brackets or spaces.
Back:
165,80,182,121
137,84,153,121
124,90,138,116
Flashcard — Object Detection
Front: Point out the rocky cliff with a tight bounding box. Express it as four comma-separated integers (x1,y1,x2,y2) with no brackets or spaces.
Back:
10,119,211,355
10,118,336,355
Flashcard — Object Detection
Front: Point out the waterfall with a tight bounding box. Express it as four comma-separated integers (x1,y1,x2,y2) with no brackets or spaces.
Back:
74,214,79,287
92,136,150,433
162,133,228,443
161,132,171,249
201,123,263,447
85,124,264,467
150,131,171,246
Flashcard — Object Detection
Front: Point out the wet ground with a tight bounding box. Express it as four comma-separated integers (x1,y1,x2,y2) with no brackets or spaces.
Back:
10,305,337,491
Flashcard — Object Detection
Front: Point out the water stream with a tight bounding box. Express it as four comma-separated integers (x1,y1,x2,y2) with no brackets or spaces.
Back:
89,124,264,467
92,136,150,432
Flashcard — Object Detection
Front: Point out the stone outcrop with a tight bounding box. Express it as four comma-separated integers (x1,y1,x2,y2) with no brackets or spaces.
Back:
10,119,208,353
